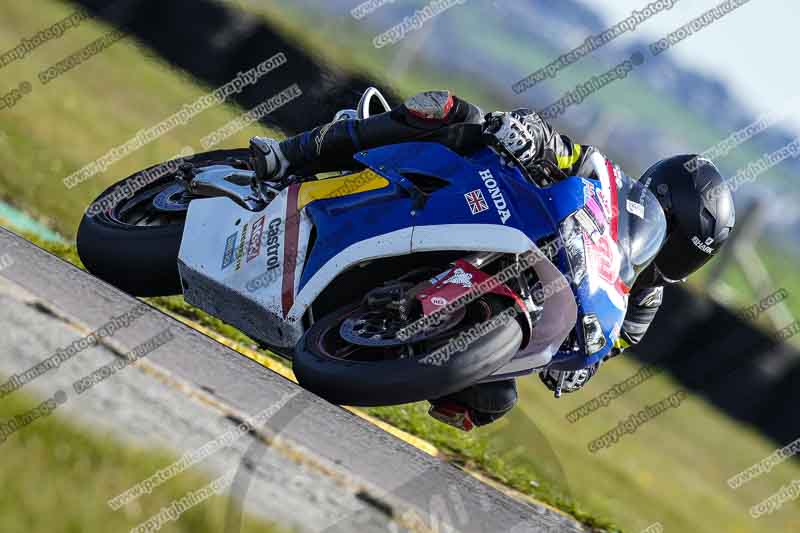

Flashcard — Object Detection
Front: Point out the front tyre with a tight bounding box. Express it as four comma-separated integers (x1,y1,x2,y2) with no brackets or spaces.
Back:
293,295,523,406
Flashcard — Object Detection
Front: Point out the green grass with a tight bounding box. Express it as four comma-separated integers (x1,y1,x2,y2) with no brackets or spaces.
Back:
0,0,279,238
750,245,800,324
2,1,800,532
0,384,283,533
693,245,800,342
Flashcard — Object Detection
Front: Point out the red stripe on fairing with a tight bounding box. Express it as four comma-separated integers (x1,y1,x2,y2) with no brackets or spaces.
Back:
281,184,300,317
616,279,631,295
605,159,620,242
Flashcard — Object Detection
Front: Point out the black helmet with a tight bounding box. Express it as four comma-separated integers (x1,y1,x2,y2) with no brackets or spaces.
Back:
640,154,735,282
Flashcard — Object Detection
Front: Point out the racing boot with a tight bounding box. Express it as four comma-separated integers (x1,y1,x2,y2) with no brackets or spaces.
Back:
428,379,518,431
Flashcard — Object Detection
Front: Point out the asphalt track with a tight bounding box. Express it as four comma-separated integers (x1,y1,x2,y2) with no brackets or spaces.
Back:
0,227,586,533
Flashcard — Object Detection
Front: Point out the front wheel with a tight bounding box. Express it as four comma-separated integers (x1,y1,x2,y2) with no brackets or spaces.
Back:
76,149,251,296
293,294,523,406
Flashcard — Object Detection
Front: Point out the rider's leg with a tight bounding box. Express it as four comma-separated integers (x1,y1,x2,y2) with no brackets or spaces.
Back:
250,90,484,180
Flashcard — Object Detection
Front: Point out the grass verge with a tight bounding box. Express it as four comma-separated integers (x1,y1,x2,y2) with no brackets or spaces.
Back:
0,381,282,533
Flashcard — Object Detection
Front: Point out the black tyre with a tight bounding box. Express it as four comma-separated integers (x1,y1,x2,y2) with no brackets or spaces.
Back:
76,149,251,296
293,295,523,406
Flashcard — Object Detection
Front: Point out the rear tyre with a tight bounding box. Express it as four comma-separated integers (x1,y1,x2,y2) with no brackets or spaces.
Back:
76,149,251,296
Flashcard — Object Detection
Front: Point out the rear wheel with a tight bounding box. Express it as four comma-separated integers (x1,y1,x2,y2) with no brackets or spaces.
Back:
76,149,251,296
294,290,523,406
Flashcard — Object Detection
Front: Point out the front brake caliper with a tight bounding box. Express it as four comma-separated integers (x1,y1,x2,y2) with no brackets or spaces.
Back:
364,282,415,322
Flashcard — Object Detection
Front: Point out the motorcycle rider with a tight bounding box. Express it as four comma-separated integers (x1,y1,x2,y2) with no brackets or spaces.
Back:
249,90,736,430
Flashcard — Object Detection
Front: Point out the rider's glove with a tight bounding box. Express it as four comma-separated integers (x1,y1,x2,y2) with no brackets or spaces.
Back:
484,111,539,166
250,137,289,182
539,363,599,398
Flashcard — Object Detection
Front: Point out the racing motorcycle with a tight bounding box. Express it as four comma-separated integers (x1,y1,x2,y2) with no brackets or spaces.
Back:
77,88,665,407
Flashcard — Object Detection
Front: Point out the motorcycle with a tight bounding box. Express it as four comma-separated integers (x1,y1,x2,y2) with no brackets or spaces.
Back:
77,88,665,408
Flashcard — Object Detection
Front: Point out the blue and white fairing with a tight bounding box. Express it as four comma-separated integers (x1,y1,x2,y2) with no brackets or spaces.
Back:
341,142,633,372
180,141,653,375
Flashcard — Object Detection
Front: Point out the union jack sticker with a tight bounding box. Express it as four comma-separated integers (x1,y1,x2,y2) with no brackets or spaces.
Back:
465,189,489,215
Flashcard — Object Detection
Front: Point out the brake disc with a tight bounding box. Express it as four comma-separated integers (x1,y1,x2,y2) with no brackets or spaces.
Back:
339,305,466,347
